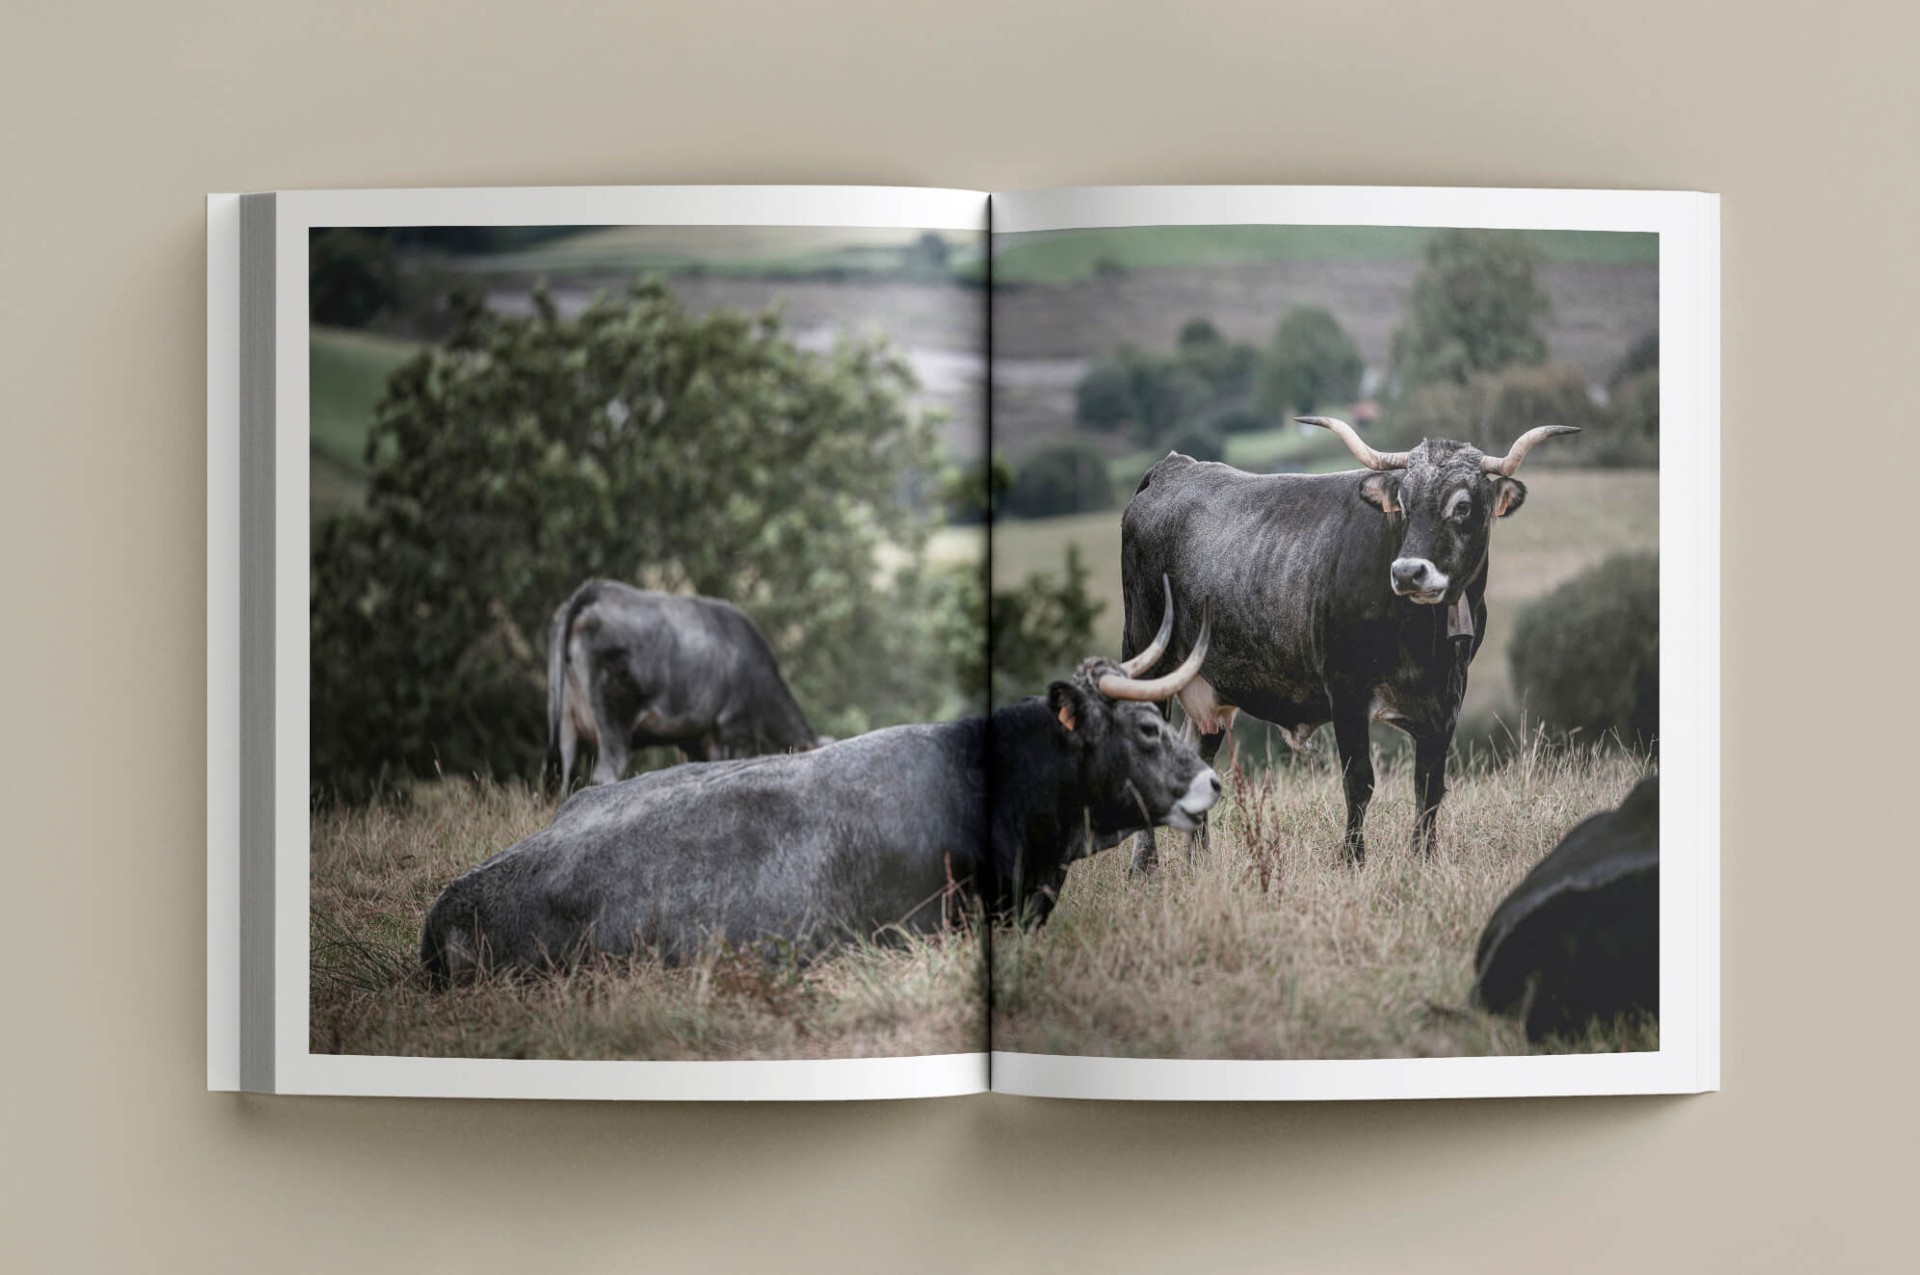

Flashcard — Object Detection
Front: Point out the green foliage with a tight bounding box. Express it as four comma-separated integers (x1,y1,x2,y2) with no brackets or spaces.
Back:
987,544,1106,704
938,454,1013,525
1073,322,1257,450
1509,552,1659,747
1379,362,1601,458
1176,317,1258,399
309,229,400,327
1255,306,1364,416
310,282,957,798
1006,443,1115,518
1610,331,1659,389
1168,422,1226,464
1390,229,1551,393
1596,369,1659,467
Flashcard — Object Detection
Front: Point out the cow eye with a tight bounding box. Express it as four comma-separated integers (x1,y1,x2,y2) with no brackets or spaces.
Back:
1452,500,1473,521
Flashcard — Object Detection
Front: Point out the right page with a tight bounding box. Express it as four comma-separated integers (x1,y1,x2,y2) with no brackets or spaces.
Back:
985,186,1718,1100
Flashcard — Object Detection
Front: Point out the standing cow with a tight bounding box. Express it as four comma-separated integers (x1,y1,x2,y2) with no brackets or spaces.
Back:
1120,416,1578,865
421,592,1218,979
545,581,828,792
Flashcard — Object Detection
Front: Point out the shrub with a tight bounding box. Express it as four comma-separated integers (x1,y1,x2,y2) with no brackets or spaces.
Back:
1595,369,1659,467
1256,306,1365,417
1378,362,1600,459
1509,552,1659,747
1005,443,1114,518
988,544,1106,703
310,282,952,799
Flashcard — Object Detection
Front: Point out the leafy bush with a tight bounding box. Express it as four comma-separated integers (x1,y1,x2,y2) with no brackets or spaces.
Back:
1379,362,1600,459
987,544,1106,704
1595,369,1659,467
1176,317,1258,399
310,229,399,327
1610,331,1659,389
1256,306,1364,417
1005,443,1114,518
1509,552,1659,747
310,282,959,799
1210,405,1271,435
1390,229,1550,392
1074,356,1136,431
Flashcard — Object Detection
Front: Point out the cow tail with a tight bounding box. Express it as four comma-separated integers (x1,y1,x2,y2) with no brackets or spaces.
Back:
544,585,594,794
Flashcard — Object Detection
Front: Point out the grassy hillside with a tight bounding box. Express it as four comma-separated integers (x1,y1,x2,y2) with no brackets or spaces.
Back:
309,326,420,519
464,225,983,281
992,741,1655,1058
993,225,1658,286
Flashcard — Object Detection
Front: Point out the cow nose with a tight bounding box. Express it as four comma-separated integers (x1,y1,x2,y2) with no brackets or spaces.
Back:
1208,773,1222,795
1391,558,1426,588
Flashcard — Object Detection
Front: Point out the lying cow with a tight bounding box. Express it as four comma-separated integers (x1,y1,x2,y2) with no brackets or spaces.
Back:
544,580,828,792
1472,773,1659,1043
421,585,1218,981
1121,416,1579,865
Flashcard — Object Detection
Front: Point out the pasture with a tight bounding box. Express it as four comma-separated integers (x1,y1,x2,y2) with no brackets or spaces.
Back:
310,780,986,1060
309,741,1650,1062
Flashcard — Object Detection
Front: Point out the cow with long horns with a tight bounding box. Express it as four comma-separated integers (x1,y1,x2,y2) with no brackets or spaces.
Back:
420,586,1218,979
1120,418,1579,865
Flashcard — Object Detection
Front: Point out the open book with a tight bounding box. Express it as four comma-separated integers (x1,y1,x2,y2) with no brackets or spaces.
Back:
209,185,1718,1101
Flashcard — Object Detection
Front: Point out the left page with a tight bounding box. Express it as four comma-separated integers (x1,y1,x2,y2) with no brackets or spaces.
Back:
211,186,993,1099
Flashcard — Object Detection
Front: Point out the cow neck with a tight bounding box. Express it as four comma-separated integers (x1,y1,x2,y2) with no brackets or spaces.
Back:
1447,549,1489,640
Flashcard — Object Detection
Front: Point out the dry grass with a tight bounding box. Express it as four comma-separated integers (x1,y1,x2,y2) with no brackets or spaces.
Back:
990,737,1658,1059
312,742,1652,1064
310,780,986,1061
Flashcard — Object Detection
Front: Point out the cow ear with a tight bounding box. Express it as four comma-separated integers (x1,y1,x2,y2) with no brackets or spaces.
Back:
1492,477,1527,518
1358,473,1402,515
1047,682,1082,734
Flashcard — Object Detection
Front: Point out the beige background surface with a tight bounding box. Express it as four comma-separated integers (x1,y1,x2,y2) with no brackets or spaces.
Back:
2,1,1910,1269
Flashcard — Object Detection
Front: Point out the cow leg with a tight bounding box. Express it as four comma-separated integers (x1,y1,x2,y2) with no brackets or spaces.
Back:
1411,726,1452,856
1331,696,1374,865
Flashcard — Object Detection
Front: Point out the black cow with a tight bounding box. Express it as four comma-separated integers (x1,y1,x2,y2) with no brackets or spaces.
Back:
1473,774,1659,1042
421,590,1218,980
544,581,828,792
1120,416,1578,864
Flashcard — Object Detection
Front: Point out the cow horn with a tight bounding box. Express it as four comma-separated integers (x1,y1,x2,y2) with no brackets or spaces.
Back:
1098,602,1211,703
1297,417,1409,471
1481,425,1582,476
1117,575,1176,677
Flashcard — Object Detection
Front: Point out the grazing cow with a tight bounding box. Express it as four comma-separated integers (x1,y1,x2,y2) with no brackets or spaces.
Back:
421,587,1219,980
544,581,828,792
1473,774,1659,1042
1121,416,1579,865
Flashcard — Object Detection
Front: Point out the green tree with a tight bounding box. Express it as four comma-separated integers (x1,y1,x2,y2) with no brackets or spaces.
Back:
1073,346,1209,447
1256,306,1365,417
311,282,952,798
309,228,399,328
1390,229,1551,393
1176,317,1257,399
1005,442,1114,518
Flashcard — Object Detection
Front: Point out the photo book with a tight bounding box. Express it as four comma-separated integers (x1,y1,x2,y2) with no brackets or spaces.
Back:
209,184,1719,1101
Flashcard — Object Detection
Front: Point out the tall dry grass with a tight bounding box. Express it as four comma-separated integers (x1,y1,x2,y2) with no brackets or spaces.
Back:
311,739,1651,1064
310,780,986,1060
991,736,1657,1059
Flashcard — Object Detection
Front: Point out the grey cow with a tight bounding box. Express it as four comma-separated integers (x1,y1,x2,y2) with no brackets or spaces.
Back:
1120,417,1579,865
422,590,1219,981
544,580,827,791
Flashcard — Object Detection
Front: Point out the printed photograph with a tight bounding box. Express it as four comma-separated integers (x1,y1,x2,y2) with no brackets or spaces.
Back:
987,224,1661,1058
306,223,994,1060
304,213,1663,1068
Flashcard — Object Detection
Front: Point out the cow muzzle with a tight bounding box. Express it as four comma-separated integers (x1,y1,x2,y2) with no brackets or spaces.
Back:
1390,557,1450,605
1161,767,1223,831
